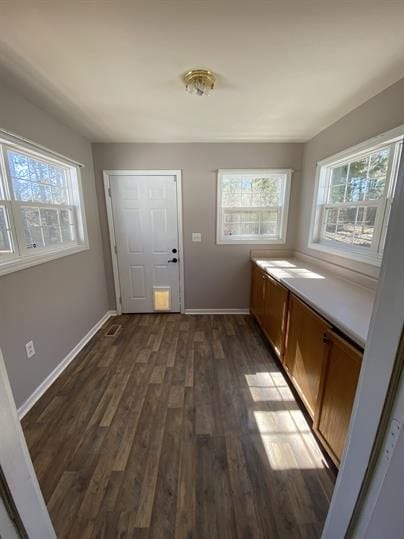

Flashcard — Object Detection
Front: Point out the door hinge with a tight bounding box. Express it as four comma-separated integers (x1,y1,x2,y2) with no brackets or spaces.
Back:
108,187,112,197
114,244,117,254
119,295,122,305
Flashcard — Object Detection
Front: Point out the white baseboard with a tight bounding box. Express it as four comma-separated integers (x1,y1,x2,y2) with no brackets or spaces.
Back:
17,310,117,420
184,308,250,315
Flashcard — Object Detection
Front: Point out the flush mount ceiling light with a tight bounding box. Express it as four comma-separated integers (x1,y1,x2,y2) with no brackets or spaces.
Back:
183,69,216,96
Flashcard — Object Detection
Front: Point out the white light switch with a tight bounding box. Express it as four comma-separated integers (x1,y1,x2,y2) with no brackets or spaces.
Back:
192,233,202,242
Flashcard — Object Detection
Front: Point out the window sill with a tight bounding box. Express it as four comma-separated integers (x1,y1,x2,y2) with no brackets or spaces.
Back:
0,244,89,277
217,238,286,245
307,240,382,267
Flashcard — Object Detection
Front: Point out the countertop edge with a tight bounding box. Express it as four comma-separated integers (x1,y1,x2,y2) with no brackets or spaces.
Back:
251,257,372,348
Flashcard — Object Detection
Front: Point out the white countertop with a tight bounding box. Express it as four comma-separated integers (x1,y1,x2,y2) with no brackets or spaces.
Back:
252,257,375,348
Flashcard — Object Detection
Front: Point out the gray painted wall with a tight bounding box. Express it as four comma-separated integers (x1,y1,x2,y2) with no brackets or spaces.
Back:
92,143,303,310
3,74,403,408
0,80,109,408
295,77,404,278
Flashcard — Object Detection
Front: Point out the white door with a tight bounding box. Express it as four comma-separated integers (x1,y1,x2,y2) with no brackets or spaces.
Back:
110,173,181,313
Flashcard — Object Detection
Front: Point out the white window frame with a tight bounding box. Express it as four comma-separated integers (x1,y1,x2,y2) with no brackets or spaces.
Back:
0,134,89,277
216,168,292,245
308,125,404,266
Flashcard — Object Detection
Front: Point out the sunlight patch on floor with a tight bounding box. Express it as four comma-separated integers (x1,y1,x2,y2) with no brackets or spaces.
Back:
254,410,327,471
248,386,288,402
246,371,329,471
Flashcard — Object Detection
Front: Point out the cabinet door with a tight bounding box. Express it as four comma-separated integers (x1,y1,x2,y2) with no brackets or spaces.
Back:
261,275,289,358
314,331,362,466
250,263,265,323
284,295,330,417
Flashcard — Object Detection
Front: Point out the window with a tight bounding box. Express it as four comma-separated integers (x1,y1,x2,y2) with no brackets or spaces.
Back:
216,169,292,244
309,129,403,265
0,137,88,275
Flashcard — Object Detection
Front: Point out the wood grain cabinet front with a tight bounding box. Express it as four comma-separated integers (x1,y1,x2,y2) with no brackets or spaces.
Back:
314,330,362,466
250,261,363,468
284,295,330,418
261,274,289,359
250,262,266,324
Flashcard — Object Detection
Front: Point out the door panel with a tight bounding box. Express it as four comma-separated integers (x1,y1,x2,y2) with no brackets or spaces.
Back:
314,331,362,465
250,263,265,322
284,295,330,417
125,210,143,253
110,174,181,313
262,275,289,359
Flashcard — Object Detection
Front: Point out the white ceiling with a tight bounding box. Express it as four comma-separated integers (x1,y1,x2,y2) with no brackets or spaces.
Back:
0,0,403,143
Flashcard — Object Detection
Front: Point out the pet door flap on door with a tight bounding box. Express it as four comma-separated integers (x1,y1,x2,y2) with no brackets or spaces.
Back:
153,286,171,311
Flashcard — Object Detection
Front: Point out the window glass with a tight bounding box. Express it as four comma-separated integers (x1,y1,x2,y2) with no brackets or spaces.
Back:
217,170,291,243
310,135,402,265
0,140,87,274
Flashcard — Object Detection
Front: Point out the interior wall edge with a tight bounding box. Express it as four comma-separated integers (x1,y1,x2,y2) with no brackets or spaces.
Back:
17,310,116,420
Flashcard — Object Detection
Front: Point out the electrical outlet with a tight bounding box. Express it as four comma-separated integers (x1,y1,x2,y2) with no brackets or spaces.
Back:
25,340,35,359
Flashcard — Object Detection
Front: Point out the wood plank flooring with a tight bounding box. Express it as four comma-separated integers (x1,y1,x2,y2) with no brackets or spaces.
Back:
22,314,335,538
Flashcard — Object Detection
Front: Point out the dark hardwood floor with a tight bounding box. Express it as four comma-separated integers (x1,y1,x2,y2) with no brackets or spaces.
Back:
22,314,335,538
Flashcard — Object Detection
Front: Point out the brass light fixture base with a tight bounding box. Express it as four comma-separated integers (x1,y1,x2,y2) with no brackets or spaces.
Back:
183,69,216,96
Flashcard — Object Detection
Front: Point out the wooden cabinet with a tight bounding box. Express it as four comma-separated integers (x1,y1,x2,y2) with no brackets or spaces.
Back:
314,331,362,466
261,274,289,358
251,263,289,359
284,295,330,418
250,261,363,467
250,262,265,324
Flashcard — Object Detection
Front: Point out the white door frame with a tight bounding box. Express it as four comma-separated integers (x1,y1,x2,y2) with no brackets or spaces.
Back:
103,170,185,315
0,347,55,538
322,151,404,537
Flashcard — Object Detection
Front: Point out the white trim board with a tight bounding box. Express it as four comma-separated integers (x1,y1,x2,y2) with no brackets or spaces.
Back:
103,169,185,315
0,347,56,538
184,308,250,315
17,310,116,419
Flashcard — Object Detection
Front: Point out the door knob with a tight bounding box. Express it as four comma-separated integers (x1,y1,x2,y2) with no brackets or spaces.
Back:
168,257,178,263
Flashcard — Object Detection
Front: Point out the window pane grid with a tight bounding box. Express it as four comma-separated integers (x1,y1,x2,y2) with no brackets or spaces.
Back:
326,147,390,205
0,205,14,254
0,139,86,273
313,140,400,262
20,205,77,251
7,149,70,206
223,208,280,237
218,170,290,243
323,204,378,249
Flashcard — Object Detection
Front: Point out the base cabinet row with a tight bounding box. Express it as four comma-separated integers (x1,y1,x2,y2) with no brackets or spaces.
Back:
250,262,363,467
